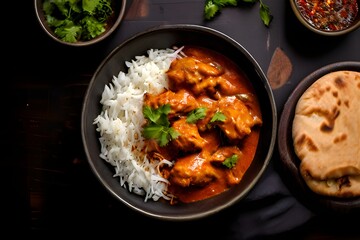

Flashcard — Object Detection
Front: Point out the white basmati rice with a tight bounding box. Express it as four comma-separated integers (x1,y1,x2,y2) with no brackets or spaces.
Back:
93,47,182,202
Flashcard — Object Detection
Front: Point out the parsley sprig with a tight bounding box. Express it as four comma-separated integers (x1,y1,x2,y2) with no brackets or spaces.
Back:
204,0,273,27
142,104,180,147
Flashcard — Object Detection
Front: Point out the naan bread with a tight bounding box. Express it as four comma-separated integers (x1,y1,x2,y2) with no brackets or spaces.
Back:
292,70,360,197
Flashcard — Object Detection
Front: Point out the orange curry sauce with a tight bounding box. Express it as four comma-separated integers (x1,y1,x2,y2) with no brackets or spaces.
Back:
143,46,262,204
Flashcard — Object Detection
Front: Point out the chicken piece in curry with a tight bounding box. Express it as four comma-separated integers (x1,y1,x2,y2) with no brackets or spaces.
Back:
142,46,262,204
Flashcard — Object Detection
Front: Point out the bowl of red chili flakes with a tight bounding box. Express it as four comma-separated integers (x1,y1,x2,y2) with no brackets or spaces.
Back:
290,0,360,36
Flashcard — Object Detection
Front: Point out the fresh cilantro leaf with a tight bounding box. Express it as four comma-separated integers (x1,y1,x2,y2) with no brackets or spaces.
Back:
210,111,226,122
142,123,164,140
158,131,170,147
142,104,179,147
204,1,220,20
42,0,54,16
83,0,101,13
222,154,238,168
204,0,238,20
259,0,272,27
52,0,70,17
67,0,82,14
42,0,113,43
215,0,238,6
143,105,171,126
54,20,82,43
168,128,181,142
204,0,272,27
81,16,106,39
186,107,207,123
93,0,113,22
45,15,64,28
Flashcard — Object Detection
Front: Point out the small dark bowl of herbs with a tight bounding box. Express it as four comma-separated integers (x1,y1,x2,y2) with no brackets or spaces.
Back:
34,0,126,46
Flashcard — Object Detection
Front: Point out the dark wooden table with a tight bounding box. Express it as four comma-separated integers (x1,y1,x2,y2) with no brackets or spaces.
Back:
4,0,360,238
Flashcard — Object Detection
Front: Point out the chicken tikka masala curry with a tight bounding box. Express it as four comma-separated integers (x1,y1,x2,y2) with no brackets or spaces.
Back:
142,46,262,204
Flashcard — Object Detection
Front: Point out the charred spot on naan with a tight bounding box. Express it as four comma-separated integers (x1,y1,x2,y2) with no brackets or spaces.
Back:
319,107,339,132
294,134,319,159
334,76,347,88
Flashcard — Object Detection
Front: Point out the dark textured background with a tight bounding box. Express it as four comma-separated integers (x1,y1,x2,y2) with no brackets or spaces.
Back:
4,0,360,238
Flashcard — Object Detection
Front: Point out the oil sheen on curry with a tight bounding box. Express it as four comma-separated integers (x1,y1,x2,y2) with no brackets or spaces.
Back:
143,46,262,204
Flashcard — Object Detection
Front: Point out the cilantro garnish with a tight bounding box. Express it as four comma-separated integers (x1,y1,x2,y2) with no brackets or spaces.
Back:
42,0,113,43
186,107,207,123
204,0,237,20
210,111,226,123
258,0,272,26
222,154,238,168
204,0,273,27
142,104,180,147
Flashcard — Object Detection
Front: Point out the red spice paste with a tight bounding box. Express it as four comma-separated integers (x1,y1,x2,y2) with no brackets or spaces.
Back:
295,0,359,31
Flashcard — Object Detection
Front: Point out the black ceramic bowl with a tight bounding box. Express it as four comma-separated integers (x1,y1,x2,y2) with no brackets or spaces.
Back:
81,24,277,221
290,0,360,36
34,0,126,46
278,61,360,216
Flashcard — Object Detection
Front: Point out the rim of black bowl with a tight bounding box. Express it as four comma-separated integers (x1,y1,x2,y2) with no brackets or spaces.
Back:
34,0,126,46
278,61,360,216
290,0,360,36
81,24,277,221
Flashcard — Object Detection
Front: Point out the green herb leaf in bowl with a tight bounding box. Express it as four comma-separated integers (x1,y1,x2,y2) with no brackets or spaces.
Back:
43,0,113,43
